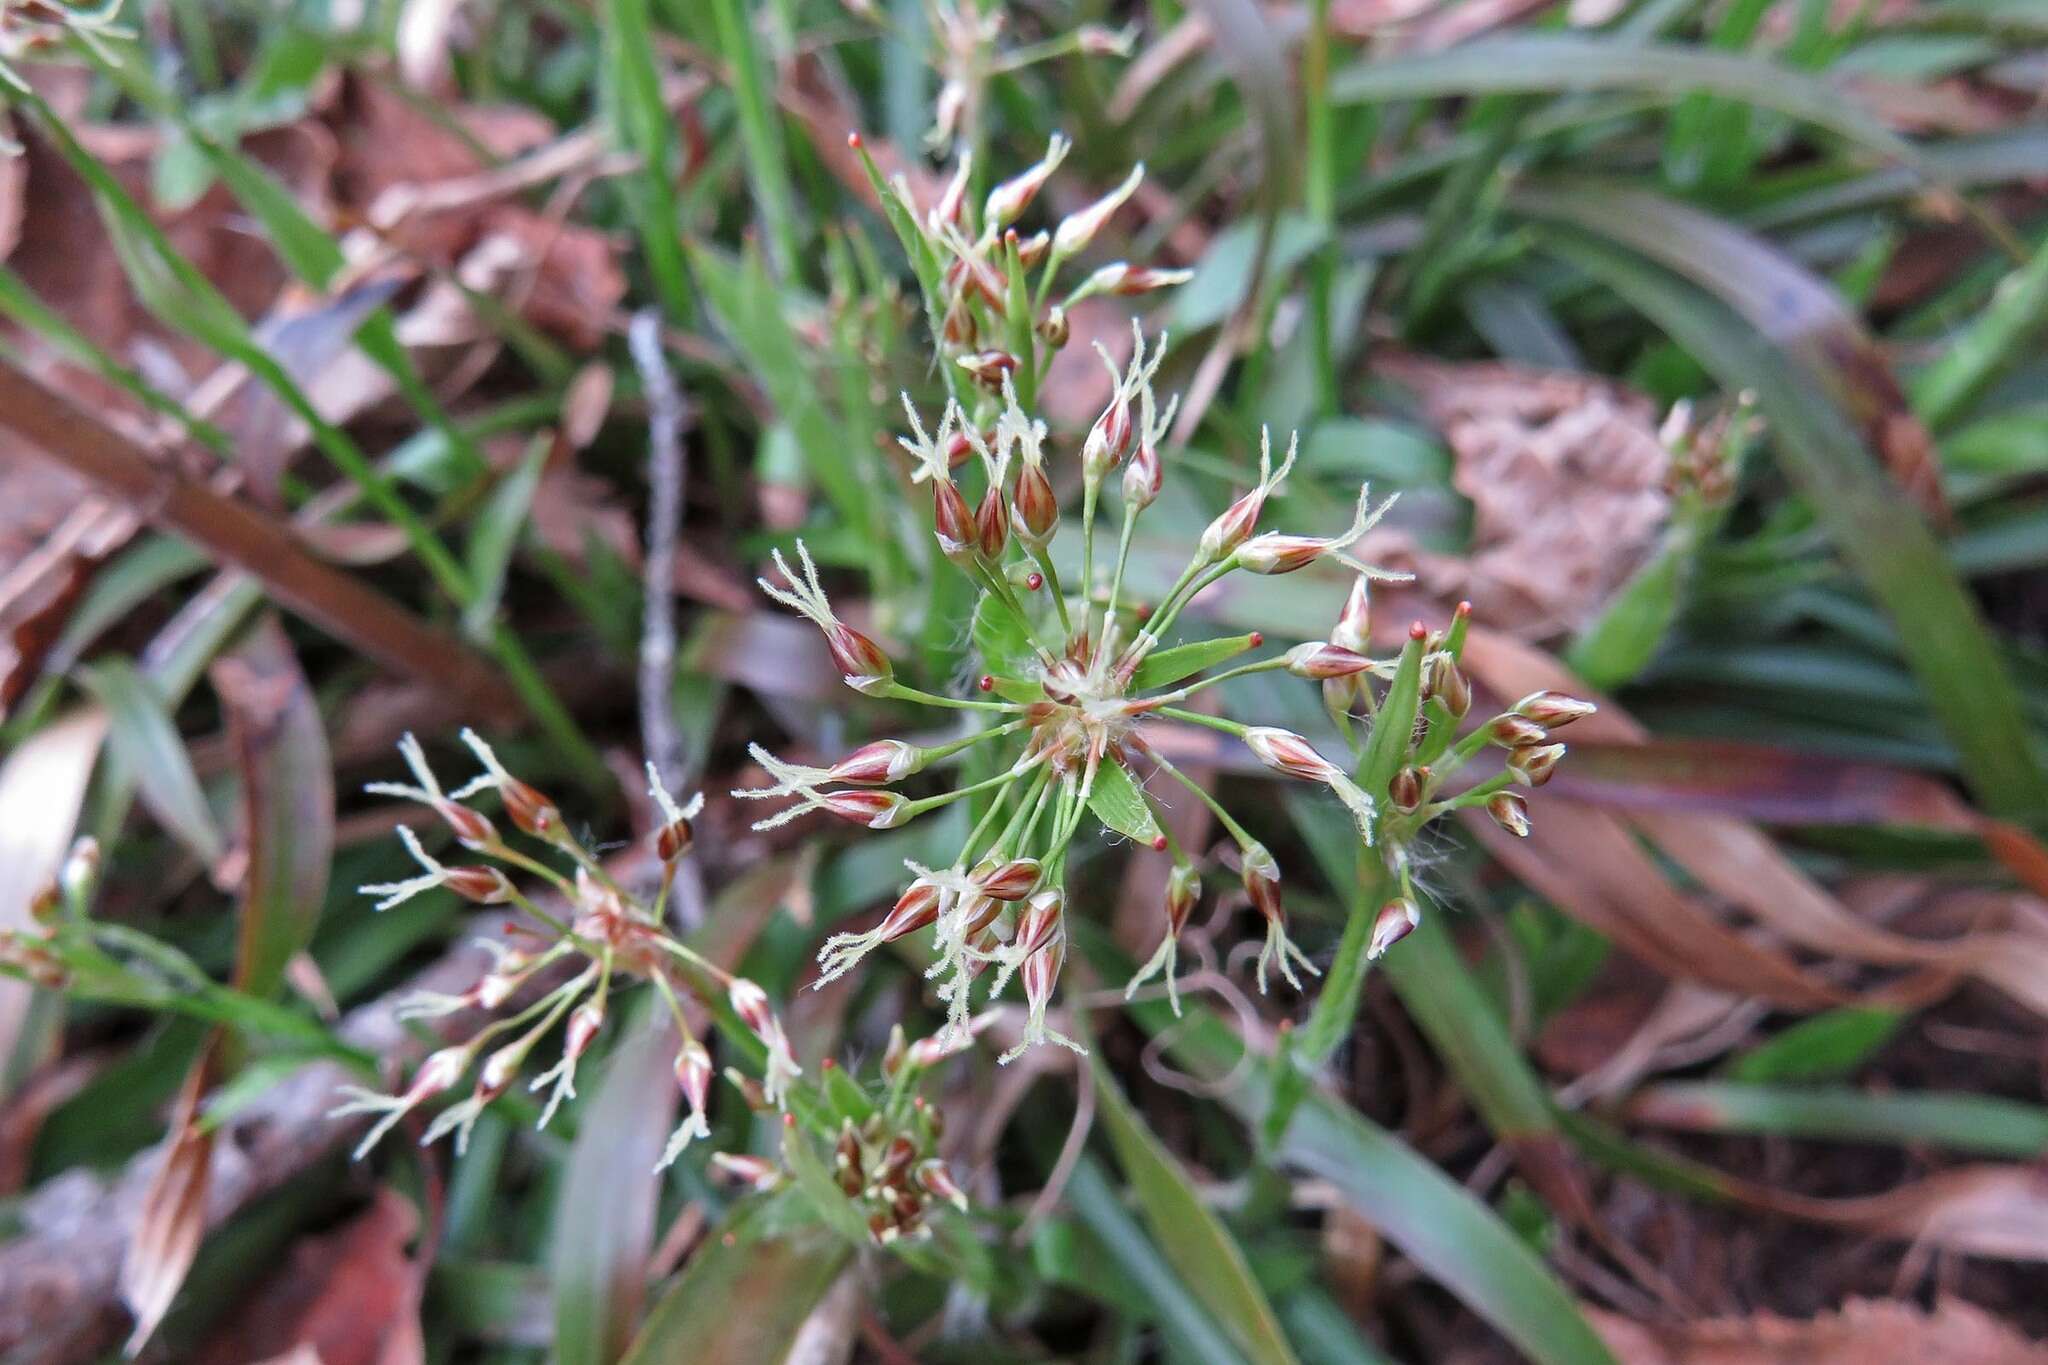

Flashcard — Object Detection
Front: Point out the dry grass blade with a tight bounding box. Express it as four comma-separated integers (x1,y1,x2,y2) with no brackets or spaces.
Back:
1587,1297,2048,1365
0,360,520,721
119,1061,214,1356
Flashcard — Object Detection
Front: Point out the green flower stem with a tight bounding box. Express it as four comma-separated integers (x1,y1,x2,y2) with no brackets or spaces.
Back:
922,718,1027,766
1097,502,1142,670
1262,847,1393,1150
876,681,1026,713
1122,559,1235,674
1079,478,1102,646
995,763,1058,859
1420,769,1518,820
1029,543,1075,638
1145,746,1258,851
900,763,1041,821
1155,706,1249,739
1148,654,1294,705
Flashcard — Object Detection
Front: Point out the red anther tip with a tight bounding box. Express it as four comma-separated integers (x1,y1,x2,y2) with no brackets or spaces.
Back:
1135,604,1153,621
1409,621,1428,640
846,131,863,149
1249,632,1264,647
1455,600,1472,617
1004,227,1019,244
1026,572,1044,591
820,1057,837,1070
783,1111,797,1128
978,674,996,692
1151,834,1169,851
913,1095,926,1109
1278,1018,1295,1035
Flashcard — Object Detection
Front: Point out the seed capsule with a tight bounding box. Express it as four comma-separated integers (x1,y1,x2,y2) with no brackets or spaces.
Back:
1487,715,1548,749
1507,743,1565,788
1012,461,1059,546
1388,766,1424,812
1513,691,1598,728
1367,898,1419,959
1487,791,1532,836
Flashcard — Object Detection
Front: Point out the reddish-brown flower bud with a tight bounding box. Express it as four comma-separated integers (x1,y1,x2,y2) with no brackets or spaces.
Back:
500,777,559,837
958,350,1018,391
916,1158,969,1212
1368,898,1419,959
1507,743,1565,788
1015,230,1051,269
433,800,496,849
1487,791,1532,836
1165,864,1200,935
1200,487,1269,564
1438,663,1472,718
674,1037,712,1116
1037,306,1069,350
976,485,1009,557
1080,262,1195,296
1244,727,1344,785
825,623,893,694
1012,461,1059,546
1083,396,1135,480
974,857,1042,901
405,1046,472,1104
879,879,944,940
1011,890,1063,959
876,1134,917,1183
710,1153,781,1191
1242,843,1283,924
1285,641,1373,680
820,789,910,828
1332,577,1372,654
1236,533,1334,575
565,999,604,1059
656,818,694,862
1389,766,1424,812
944,428,976,469
829,739,921,785
960,891,1004,940
1514,691,1598,729
1488,714,1548,748
442,864,516,905
933,478,977,562
1123,440,1163,511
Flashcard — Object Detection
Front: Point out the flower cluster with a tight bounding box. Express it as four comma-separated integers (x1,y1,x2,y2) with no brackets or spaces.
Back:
740,317,1436,1054
329,731,798,1167
849,129,1190,406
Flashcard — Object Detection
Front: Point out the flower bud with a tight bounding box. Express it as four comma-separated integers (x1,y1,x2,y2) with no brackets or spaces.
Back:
1015,230,1050,269
60,836,100,905
1080,262,1195,297
1513,691,1598,729
985,133,1070,230
1507,743,1565,788
1284,641,1372,680
565,999,604,1058
433,800,497,849
1487,791,1531,836
1367,898,1419,960
1011,890,1063,959
405,1046,472,1103
1244,727,1345,785
974,857,1042,901
933,478,977,562
976,485,1009,558
442,864,516,905
1488,715,1548,748
1165,864,1200,935
882,1023,908,1077
916,1158,970,1212
28,882,60,926
957,350,1019,391
1241,842,1283,924
829,739,922,785
500,777,559,837
1053,163,1143,259
710,1153,782,1191
1011,462,1059,546
1036,305,1069,349
728,978,775,1037
1388,766,1424,812
675,1037,712,1116
478,1044,523,1100
817,789,909,828
1200,487,1269,564
1236,533,1334,575
825,624,894,695
879,879,944,940
1332,577,1372,654
1123,440,1163,511
656,817,695,862
1438,663,1472,718
1082,399,1134,482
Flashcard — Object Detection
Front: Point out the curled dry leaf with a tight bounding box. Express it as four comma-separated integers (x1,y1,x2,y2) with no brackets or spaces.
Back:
1368,352,1672,640
1588,1297,2048,1365
1462,627,2048,1020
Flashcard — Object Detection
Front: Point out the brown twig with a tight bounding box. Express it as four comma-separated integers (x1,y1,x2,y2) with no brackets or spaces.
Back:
0,360,520,722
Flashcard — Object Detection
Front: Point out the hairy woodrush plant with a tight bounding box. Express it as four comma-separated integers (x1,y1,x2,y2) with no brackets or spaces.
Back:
736,139,1596,1057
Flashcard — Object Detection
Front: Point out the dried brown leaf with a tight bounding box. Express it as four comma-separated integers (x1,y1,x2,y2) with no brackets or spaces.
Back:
1589,1297,2048,1365
193,1188,424,1365
1370,352,1673,639
120,1064,215,1356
